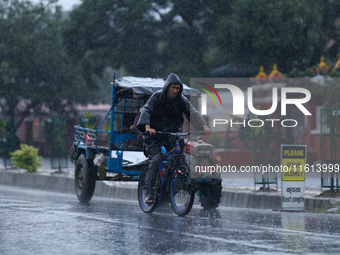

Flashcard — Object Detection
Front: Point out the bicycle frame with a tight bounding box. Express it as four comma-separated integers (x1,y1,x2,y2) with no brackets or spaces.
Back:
156,131,201,191
159,144,181,191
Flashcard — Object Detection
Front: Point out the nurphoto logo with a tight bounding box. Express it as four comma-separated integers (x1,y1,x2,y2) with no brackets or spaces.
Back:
193,78,312,129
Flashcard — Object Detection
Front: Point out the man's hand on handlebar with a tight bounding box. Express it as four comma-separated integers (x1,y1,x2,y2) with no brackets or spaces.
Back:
145,125,156,135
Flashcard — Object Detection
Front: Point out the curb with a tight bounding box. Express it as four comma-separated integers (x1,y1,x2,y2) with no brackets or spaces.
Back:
0,170,337,210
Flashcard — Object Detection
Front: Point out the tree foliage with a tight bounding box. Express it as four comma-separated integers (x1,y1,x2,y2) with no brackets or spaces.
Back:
0,0,94,131
214,0,325,73
1,0,340,131
63,0,236,79
62,0,340,79
63,0,159,78
62,0,340,106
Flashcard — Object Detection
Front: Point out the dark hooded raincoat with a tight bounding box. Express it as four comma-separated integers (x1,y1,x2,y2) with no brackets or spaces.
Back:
137,73,206,148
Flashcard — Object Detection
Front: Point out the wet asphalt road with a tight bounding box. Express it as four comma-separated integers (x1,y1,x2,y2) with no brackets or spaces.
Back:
0,185,340,255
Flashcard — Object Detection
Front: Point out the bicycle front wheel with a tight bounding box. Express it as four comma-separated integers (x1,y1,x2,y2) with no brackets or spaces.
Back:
138,164,159,213
170,161,195,216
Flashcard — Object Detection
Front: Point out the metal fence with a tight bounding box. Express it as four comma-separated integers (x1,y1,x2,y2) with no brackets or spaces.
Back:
320,109,340,189
251,117,278,191
0,118,17,168
47,117,68,172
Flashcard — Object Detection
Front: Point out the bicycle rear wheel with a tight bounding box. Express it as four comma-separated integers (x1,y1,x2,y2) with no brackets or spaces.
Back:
138,164,159,213
170,161,195,216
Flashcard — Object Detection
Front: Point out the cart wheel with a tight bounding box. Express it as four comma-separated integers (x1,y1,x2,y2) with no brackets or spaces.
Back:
170,161,195,216
74,154,97,203
198,178,222,210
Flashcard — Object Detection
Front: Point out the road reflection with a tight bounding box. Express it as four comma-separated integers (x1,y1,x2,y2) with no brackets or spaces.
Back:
1,186,340,254
281,213,308,253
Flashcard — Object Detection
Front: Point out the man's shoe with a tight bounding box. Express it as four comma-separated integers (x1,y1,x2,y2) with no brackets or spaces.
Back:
145,195,154,206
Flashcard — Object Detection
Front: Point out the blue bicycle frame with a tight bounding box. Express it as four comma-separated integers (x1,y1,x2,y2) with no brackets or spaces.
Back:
159,140,182,190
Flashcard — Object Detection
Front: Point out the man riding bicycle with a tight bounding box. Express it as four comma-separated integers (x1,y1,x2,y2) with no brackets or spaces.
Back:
137,73,211,205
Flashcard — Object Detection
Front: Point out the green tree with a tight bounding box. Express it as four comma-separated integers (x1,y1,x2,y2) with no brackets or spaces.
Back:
63,0,224,80
214,0,325,74
63,0,333,80
313,0,340,60
63,0,159,80
0,0,94,133
151,0,234,77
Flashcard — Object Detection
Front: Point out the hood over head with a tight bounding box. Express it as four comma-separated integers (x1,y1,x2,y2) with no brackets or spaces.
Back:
163,73,183,98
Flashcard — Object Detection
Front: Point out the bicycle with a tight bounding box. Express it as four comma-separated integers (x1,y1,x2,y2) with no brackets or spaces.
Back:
138,131,203,216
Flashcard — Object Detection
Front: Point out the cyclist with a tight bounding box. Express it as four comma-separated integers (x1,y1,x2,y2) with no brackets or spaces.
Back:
137,73,211,205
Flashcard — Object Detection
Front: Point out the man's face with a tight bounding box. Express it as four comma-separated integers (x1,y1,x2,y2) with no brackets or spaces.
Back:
167,83,181,99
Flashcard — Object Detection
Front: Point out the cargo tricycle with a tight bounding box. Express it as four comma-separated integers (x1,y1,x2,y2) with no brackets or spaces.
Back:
71,76,222,214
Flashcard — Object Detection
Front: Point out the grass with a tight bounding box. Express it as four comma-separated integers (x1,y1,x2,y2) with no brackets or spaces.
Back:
313,203,340,214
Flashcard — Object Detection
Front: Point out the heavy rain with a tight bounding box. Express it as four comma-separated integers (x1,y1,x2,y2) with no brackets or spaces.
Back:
1,0,340,254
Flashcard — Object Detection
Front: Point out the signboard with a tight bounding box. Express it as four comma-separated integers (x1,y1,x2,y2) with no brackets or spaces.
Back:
281,145,307,210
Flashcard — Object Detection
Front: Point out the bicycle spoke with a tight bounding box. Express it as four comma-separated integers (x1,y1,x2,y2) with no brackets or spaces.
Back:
173,190,190,209
170,162,195,216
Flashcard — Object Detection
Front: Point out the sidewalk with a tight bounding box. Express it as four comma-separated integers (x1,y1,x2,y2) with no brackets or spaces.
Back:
1,157,339,211
35,157,326,197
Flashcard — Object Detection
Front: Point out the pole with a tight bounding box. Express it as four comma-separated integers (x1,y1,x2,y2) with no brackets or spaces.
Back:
110,74,116,151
